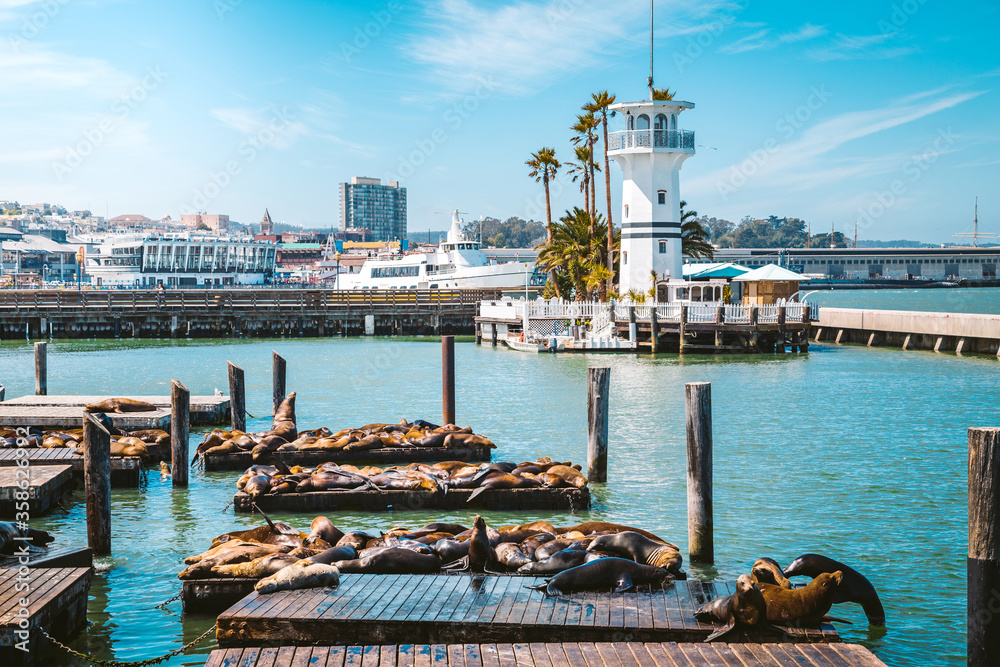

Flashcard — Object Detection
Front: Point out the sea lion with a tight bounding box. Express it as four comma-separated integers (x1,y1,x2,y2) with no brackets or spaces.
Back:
528,558,670,596
308,545,357,564
468,514,494,573
541,465,588,488
517,549,587,574
495,543,532,570
130,429,170,445
269,392,297,442
520,533,556,560
751,557,792,589
179,542,287,579
759,571,843,626
499,521,557,543
587,532,684,574
556,522,667,543
534,539,578,562
212,553,299,579
434,538,469,564
334,548,441,574
783,554,885,625
255,560,340,594
337,532,377,550
304,516,343,548
84,398,158,413
0,521,54,553
694,574,777,642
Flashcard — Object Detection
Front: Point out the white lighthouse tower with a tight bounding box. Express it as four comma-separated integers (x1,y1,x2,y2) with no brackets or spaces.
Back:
608,99,695,297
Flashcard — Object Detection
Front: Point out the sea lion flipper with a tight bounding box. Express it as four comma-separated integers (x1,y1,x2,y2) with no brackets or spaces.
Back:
704,620,736,643
613,574,634,594
252,503,279,533
820,615,854,625
466,486,489,504
526,582,547,592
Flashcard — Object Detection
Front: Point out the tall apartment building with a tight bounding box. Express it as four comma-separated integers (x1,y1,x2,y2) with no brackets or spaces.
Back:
339,177,406,242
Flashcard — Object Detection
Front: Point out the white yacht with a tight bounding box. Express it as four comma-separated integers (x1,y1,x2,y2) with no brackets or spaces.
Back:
340,211,536,290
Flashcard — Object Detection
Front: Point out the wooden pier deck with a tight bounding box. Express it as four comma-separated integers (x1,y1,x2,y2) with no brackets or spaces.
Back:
233,487,590,513
203,446,494,471
0,449,144,487
216,574,838,647
0,405,171,431
2,394,230,425
203,642,888,667
0,465,73,517
0,567,91,666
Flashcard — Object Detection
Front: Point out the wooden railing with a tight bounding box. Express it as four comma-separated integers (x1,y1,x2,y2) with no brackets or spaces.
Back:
0,289,502,315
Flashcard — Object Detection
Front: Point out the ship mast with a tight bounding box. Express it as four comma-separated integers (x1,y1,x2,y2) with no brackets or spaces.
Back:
647,0,654,100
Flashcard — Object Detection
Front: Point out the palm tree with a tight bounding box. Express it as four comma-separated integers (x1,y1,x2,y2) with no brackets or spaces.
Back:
652,88,676,101
680,200,714,260
570,112,600,230
527,147,562,296
536,207,619,301
566,145,593,216
584,90,617,297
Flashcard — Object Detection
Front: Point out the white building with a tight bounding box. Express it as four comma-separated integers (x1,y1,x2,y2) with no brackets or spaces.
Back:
86,233,277,287
607,98,695,296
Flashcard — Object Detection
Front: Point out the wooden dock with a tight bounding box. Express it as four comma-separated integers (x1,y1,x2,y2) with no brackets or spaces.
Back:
0,567,91,666
0,405,171,431
0,465,73,517
0,546,92,570
216,574,838,647
183,578,257,614
0,449,144,487
203,446,494,471
233,487,590,513
203,642,888,667
1,394,230,425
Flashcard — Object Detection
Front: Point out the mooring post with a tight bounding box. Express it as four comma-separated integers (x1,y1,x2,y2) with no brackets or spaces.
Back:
34,341,47,395
649,306,659,353
170,379,190,487
685,382,714,564
969,427,1000,667
475,323,482,345
490,323,498,347
272,351,286,415
0,384,5,402
587,367,611,482
83,412,111,556
678,305,687,353
628,306,637,343
442,335,455,426
228,361,246,432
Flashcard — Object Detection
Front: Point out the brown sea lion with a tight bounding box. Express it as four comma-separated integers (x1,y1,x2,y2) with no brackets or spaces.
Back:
520,533,557,560
751,557,792,589
304,516,343,548
84,398,158,413
759,571,843,626
337,532,377,550
212,553,299,579
534,539,578,562
334,548,441,574
783,554,885,626
179,542,287,579
468,514,493,573
499,521,557,543
130,429,170,445
556,522,668,543
541,465,588,488
694,574,778,642
269,392,297,441
528,558,670,596
587,532,684,574
495,543,532,570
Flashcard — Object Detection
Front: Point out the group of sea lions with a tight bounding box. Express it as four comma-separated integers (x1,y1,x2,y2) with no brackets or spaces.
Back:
0,521,54,554
194,393,496,461
179,513,683,594
236,456,588,498
694,554,885,641
0,424,167,462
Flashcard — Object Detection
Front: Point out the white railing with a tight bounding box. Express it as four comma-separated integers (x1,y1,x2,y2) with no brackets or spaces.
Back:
480,298,818,324
724,304,752,324
687,304,719,323
757,305,781,323
608,129,695,152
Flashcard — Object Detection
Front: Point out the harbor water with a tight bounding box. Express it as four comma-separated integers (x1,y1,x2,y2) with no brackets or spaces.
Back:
1,307,996,666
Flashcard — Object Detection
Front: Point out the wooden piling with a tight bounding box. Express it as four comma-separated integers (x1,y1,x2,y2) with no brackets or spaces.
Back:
628,306,637,343
170,379,190,488
649,307,659,353
0,384,4,402
272,351,286,415
587,367,610,483
969,427,1000,667
491,323,498,347
442,336,455,426
34,342,47,396
685,382,713,564
677,306,687,353
83,412,111,556
228,361,246,432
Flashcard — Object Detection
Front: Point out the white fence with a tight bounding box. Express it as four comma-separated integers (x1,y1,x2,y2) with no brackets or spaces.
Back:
480,298,817,324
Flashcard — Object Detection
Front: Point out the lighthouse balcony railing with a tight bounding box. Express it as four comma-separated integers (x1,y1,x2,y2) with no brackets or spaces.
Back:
608,129,695,152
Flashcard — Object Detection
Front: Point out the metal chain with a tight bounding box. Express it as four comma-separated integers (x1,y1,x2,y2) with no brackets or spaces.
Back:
40,623,216,667
153,590,183,610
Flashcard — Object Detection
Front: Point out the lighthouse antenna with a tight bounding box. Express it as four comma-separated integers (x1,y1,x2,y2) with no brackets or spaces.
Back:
648,0,654,99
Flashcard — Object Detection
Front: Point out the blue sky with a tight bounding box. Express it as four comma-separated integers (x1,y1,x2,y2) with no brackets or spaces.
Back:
1,0,997,242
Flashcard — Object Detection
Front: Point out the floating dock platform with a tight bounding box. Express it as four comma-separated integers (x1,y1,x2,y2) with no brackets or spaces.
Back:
0,546,92,570
0,465,73,518
0,449,144,487
1,394,229,425
203,446,494,471
0,405,171,431
216,574,838,647
183,578,257,614
0,567,91,667
233,487,590,513
202,642,887,667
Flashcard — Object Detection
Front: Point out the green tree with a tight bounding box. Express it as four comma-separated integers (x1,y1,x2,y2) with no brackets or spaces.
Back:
526,147,561,296
680,201,714,260
652,88,676,100
570,113,600,225
536,207,619,301
566,145,599,216
585,90,617,298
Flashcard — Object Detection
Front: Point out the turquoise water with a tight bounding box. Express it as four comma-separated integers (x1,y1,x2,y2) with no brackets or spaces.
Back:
808,286,1000,314
1,334,996,666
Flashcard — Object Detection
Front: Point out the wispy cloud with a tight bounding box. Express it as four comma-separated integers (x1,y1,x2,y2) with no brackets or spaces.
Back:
405,0,736,95
718,28,770,54
687,88,983,196
778,23,826,43
210,107,309,149
806,32,917,61
718,22,826,54
0,43,129,93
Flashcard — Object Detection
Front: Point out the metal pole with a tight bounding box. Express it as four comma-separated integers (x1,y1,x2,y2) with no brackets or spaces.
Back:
685,381,714,564
587,367,610,483
442,335,455,426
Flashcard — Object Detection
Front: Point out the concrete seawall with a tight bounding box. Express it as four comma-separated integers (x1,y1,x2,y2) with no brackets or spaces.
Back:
815,307,1000,355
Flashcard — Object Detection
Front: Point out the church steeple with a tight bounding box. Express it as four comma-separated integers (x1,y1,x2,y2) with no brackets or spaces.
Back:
260,209,273,235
